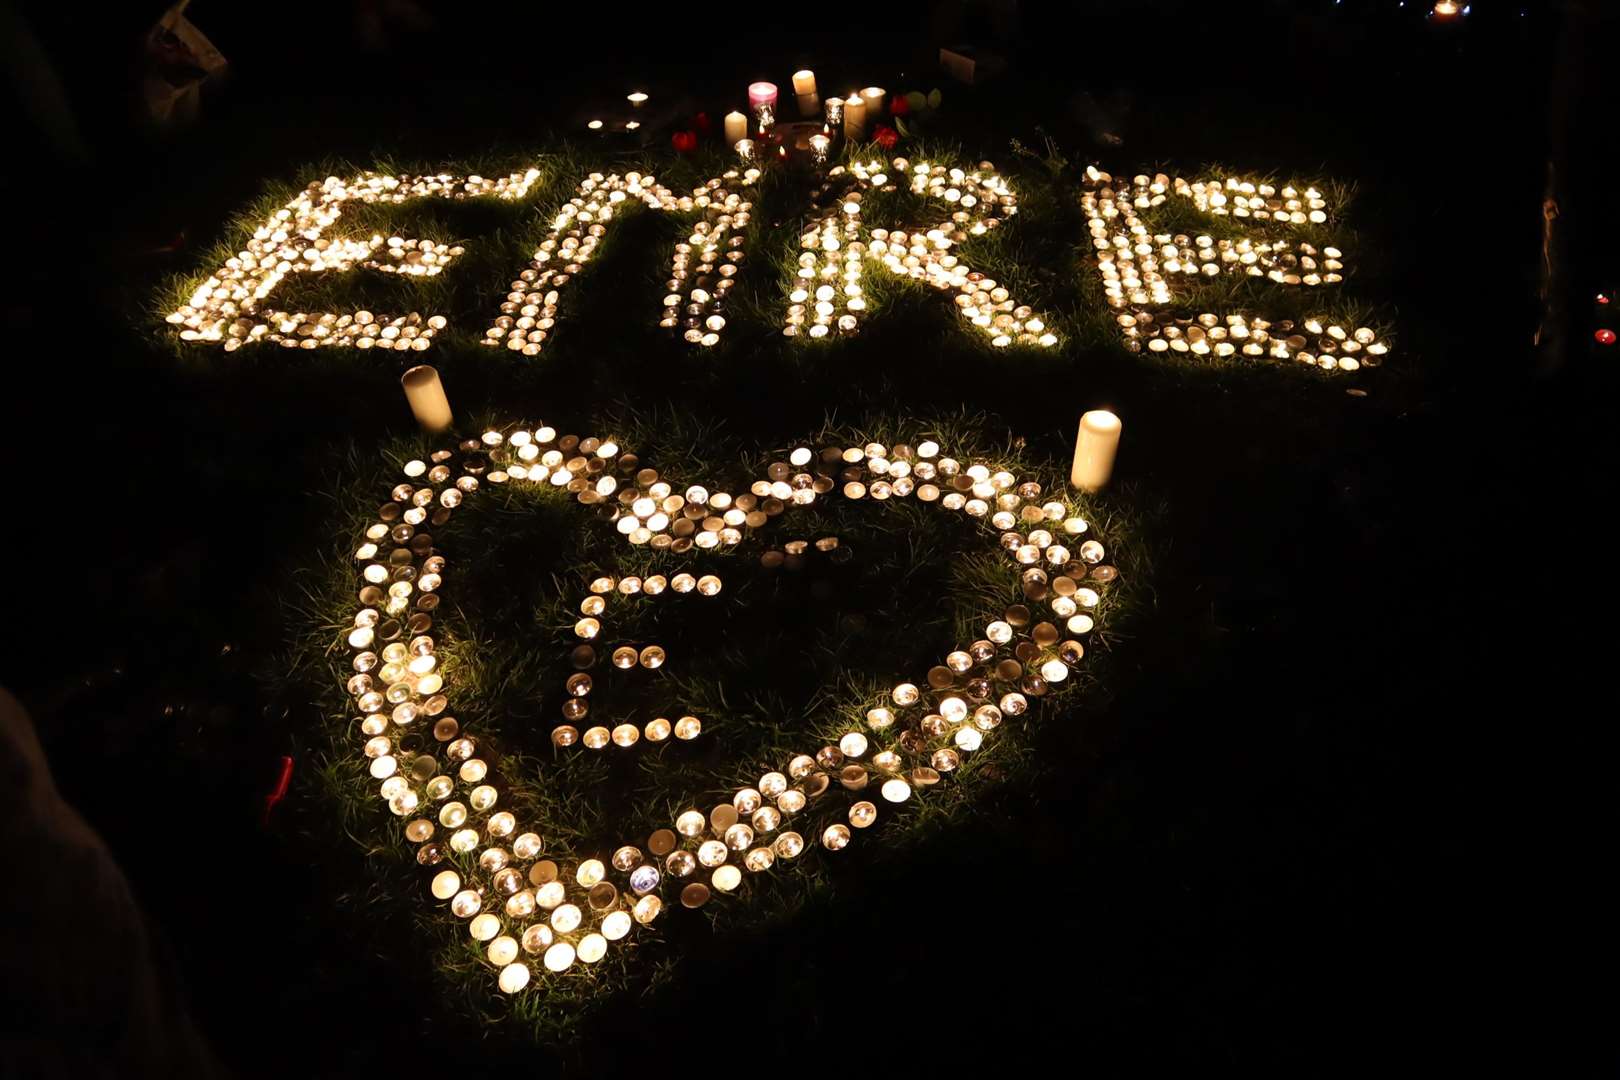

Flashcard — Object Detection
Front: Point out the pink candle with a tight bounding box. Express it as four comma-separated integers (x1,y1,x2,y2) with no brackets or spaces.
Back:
747,82,779,110
748,81,778,129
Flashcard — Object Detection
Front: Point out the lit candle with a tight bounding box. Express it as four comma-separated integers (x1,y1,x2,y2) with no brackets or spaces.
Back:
626,91,648,107
809,133,830,164
735,138,754,162
824,96,843,126
793,69,819,117
402,365,452,433
748,82,778,129
723,110,748,147
1070,410,1121,492
860,86,886,118
843,94,866,140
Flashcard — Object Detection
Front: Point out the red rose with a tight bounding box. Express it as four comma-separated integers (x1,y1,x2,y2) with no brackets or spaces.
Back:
694,111,712,132
889,95,911,116
873,125,899,149
671,130,698,153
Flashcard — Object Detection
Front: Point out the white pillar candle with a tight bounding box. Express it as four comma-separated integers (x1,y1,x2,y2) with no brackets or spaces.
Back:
793,69,819,116
843,94,866,140
724,110,748,147
1070,410,1121,492
402,365,452,433
860,86,886,118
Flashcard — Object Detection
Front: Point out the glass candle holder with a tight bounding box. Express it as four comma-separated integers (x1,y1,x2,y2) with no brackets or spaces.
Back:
824,96,843,126
809,134,830,164
736,138,754,163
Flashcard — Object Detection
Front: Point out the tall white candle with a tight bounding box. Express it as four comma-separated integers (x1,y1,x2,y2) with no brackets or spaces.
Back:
843,94,866,140
793,69,819,116
1070,410,1121,492
860,86,886,118
402,365,452,433
724,110,748,147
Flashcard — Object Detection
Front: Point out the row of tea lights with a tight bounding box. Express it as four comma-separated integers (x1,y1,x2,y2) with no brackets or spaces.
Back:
344,417,1121,992
1079,167,1390,372
783,157,1058,348
168,159,1388,371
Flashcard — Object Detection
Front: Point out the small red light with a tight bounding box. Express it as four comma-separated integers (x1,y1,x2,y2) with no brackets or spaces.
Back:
1598,294,1611,305
1598,328,1617,346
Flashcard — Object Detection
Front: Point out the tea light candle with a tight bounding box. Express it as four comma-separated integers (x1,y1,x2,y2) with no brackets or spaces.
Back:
860,86,886,117
748,82,778,128
735,138,754,162
825,96,844,126
1070,410,1121,492
793,69,819,116
724,110,748,147
843,94,866,140
626,91,648,107
809,133,830,164
402,365,452,433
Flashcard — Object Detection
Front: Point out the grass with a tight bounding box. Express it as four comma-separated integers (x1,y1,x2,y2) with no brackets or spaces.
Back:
272,403,1155,1044
150,133,1384,1045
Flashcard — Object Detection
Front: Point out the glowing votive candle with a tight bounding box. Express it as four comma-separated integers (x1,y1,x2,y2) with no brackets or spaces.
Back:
843,94,866,140
723,110,748,147
735,138,754,163
793,69,819,116
402,365,452,433
1070,410,1121,492
825,96,844,126
860,86,886,118
626,91,648,107
748,82,778,128
808,134,830,163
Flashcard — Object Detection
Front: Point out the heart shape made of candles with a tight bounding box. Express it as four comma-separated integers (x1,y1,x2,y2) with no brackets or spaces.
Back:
342,422,1119,994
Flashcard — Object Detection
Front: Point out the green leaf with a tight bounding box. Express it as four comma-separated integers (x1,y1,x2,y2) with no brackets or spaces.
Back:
895,116,911,138
906,91,928,113
927,88,943,109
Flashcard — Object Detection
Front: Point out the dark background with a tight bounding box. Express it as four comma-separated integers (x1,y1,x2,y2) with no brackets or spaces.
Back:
2,0,1615,1073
